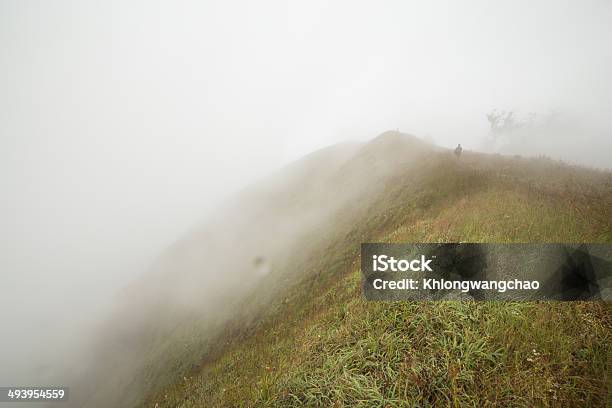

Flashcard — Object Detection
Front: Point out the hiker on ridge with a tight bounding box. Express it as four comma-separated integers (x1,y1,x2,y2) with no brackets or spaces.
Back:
454,144,462,158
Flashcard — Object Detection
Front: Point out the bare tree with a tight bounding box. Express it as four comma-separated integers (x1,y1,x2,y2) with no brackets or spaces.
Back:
486,109,522,139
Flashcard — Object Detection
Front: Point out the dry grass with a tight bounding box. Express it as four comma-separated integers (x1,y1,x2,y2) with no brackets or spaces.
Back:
136,136,612,408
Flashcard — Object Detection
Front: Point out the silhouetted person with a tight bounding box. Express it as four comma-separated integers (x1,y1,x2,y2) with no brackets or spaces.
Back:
454,144,462,158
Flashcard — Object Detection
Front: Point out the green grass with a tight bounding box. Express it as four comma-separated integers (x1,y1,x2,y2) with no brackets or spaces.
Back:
142,145,611,407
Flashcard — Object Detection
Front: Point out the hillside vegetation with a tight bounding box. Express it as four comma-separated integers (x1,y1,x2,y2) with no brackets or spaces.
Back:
144,133,611,407
90,133,612,407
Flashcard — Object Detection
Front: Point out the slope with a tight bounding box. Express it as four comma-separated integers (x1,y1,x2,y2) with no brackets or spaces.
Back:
89,132,612,407
145,133,611,407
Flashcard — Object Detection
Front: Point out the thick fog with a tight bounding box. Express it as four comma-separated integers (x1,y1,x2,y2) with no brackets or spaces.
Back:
1,0,611,398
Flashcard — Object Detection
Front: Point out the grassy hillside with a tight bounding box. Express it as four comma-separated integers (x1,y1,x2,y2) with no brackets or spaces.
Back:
135,133,610,407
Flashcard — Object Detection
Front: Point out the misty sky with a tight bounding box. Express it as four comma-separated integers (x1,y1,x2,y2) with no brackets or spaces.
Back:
1,0,611,384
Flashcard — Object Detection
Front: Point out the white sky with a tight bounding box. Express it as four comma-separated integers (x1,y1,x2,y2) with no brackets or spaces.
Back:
0,0,611,384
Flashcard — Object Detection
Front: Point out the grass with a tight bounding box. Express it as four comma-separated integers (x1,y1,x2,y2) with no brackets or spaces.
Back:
139,139,611,408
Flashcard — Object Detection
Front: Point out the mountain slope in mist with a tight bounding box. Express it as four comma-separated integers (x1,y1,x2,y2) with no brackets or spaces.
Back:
76,132,611,407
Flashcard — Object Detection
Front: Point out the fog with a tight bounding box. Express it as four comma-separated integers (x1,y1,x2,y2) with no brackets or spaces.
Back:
1,0,611,402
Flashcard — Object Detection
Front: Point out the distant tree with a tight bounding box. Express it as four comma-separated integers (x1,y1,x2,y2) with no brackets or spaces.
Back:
484,109,560,150
486,109,521,140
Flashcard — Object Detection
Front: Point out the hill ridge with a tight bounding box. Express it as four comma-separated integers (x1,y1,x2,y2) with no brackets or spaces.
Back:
73,135,612,407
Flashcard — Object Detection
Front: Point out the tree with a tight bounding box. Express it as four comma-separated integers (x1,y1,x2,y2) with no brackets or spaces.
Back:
486,109,521,139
